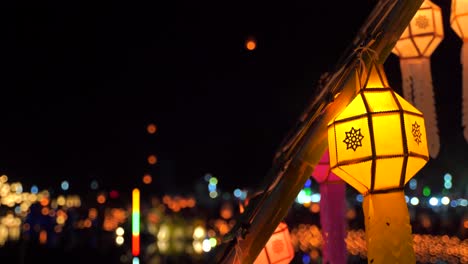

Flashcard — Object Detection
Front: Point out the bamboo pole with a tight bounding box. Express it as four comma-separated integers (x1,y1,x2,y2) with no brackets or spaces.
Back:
213,0,424,263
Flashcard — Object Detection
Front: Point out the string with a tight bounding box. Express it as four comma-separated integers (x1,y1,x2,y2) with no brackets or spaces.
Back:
354,36,380,91
233,232,244,264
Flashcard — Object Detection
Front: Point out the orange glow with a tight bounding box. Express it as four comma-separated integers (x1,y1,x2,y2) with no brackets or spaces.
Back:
310,249,320,260
97,194,106,204
84,219,92,228
464,220,468,229
40,197,49,207
310,203,320,213
246,39,256,51
88,208,97,219
142,174,152,184
132,235,140,256
54,225,63,233
41,207,49,216
147,154,157,165
39,230,47,245
147,123,157,134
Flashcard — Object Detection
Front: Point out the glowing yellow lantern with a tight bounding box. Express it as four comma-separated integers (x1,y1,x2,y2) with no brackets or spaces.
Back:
253,222,294,264
328,62,429,263
392,0,443,158
450,0,468,143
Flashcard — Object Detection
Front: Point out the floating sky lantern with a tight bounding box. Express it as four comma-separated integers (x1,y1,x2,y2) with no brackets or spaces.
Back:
450,0,468,143
392,0,443,158
327,61,429,263
253,221,294,264
311,149,347,264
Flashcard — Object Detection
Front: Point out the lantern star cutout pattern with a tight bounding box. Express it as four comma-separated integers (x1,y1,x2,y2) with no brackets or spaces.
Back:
412,122,422,145
343,127,364,151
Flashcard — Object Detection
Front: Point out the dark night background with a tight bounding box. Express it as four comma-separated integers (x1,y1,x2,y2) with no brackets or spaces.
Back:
2,0,467,196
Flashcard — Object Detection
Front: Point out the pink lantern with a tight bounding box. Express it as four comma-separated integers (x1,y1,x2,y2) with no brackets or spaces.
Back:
311,149,347,264
313,149,343,183
253,222,294,264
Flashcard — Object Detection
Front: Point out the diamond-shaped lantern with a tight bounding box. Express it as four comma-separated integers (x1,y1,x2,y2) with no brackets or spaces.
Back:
327,63,429,195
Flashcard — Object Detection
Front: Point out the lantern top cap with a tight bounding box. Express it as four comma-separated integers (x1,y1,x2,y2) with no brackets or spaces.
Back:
358,62,389,90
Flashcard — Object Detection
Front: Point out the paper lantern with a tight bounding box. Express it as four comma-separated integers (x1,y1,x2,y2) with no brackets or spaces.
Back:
327,62,429,263
392,0,443,158
311,149,347,264
450,0,468,143
253,222,294,264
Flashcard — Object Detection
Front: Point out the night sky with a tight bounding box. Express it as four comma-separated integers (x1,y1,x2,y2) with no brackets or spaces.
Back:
4,0,467,196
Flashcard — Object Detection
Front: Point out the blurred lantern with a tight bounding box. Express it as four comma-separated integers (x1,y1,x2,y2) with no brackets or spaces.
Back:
311,149,347,264
253,221,294,264
391,0,444,158
450,0,468,143
327,61,429,263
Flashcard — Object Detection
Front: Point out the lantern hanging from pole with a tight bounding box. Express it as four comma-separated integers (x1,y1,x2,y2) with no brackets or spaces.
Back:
327,60,429,263
253,221,294,264
450,0,468,143
311,149,347,264
391,0,444,159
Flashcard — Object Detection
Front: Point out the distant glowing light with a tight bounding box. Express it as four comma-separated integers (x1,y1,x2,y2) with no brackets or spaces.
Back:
0,175,8,183
193,241,203,254
304,179,312,188
208,183,216,192
429,197,439,206
410,197,419,205
209,191,218,199
110,190,119,199
246,39,256,51
423,186,431,197
302,253,311,264
97,194,106,204
356,194,363,203
405,195,409,203
132,257,140,264
147,155,157,165
311,193,321,203
233,189,242,198
444,181,452,189
116,227,125,236
142,174,152,184
116,236,124,245
132,188,140,257
443,173,452,182
209,237,217,247
31,185,38,194
204,173,212,182
296,190,311,204
147,123,157,134
202,239,211,252
450,200,458,207
209,177,218,185
240,190,247,200
193,226,206,240
441,196,450,205
409,179,417,190
90,180,99,190
61,181,69,191
459,199,467,206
